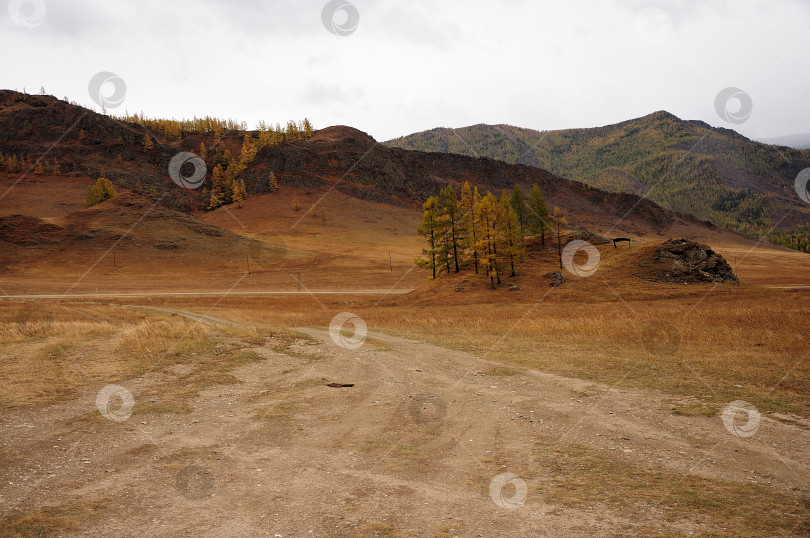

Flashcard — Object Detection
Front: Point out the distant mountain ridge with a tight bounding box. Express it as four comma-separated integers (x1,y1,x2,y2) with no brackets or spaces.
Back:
385,112,810,233
760,133,810,150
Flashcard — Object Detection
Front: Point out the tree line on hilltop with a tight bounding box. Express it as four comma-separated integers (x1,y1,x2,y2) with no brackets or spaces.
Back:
120,113,314,142
136,118,313,210
0,110,312,211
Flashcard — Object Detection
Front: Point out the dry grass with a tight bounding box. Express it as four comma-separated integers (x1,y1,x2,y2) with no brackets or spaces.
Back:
3,158,809,536
0,288,807,536
0,498,108,537
363,290,810,417
95,275,810,418
112,280,808,418
528,444,810,536
0,301,303,409
0,311,214,407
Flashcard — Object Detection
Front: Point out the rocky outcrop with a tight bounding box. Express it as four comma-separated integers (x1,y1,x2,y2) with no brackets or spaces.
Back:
652,239,737,284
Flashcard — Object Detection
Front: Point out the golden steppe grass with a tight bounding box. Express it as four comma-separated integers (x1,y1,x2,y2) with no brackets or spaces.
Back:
43,279,804,420
0,284,808,536
4,229,807,418
0,301,303,409
72,237,803,420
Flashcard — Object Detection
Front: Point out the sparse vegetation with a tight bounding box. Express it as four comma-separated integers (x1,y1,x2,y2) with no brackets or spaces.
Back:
0,243,807,536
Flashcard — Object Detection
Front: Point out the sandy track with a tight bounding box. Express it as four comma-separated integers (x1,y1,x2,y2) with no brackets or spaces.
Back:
1,325,807,536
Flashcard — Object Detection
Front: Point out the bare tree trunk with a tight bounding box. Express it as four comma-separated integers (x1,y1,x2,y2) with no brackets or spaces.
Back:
557,228,562,270
472,223,479,273
493,241,502,286
451,218,460,273
430,229,436,279
507,223,516,277
444,235,451,275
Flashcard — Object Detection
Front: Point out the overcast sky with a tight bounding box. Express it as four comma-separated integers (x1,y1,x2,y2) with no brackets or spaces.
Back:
2,0,809,142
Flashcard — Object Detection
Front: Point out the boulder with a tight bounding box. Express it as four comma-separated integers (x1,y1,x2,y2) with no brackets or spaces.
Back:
652,239,737,284
545,271,565,287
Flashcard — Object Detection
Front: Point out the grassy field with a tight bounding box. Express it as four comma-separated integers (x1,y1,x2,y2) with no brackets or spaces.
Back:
1,188,809,535
73,282,805,419
1,287,808,536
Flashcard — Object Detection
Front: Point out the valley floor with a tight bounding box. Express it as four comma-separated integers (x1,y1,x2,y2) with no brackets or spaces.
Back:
1,180,809,536
0,288,808,537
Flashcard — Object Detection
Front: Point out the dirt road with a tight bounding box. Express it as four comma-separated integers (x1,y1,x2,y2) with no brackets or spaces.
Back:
1,290,414,300
1,322,807,536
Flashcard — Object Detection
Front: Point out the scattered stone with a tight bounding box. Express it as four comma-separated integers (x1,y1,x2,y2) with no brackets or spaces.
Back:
545,271,565,287
508,284,519,291
454,286,465,292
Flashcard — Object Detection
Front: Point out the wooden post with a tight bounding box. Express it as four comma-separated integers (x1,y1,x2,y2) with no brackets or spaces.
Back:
113,252,117,274
389,250,393,272
557,229,562,271
247,256,250,275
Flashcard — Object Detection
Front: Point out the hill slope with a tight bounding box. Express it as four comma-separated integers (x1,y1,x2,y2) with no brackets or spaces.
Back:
0,91,807,293
1,89,765,294
0,90,713,240
385,112,810,233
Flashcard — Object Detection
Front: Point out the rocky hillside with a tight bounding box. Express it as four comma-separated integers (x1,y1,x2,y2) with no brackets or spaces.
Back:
385,112,810,233
0,91,715,237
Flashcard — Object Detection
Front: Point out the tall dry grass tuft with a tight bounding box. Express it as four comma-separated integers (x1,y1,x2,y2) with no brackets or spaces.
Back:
0,312,214,407
0,319,110,343
114,318,212,363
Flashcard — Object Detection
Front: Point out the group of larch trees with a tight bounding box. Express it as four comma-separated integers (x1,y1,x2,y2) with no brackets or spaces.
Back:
417,181,553,289
136,116,311,210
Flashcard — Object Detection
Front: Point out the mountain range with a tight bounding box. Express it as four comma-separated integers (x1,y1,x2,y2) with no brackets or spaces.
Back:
385,112,810,234
761,133,810,150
